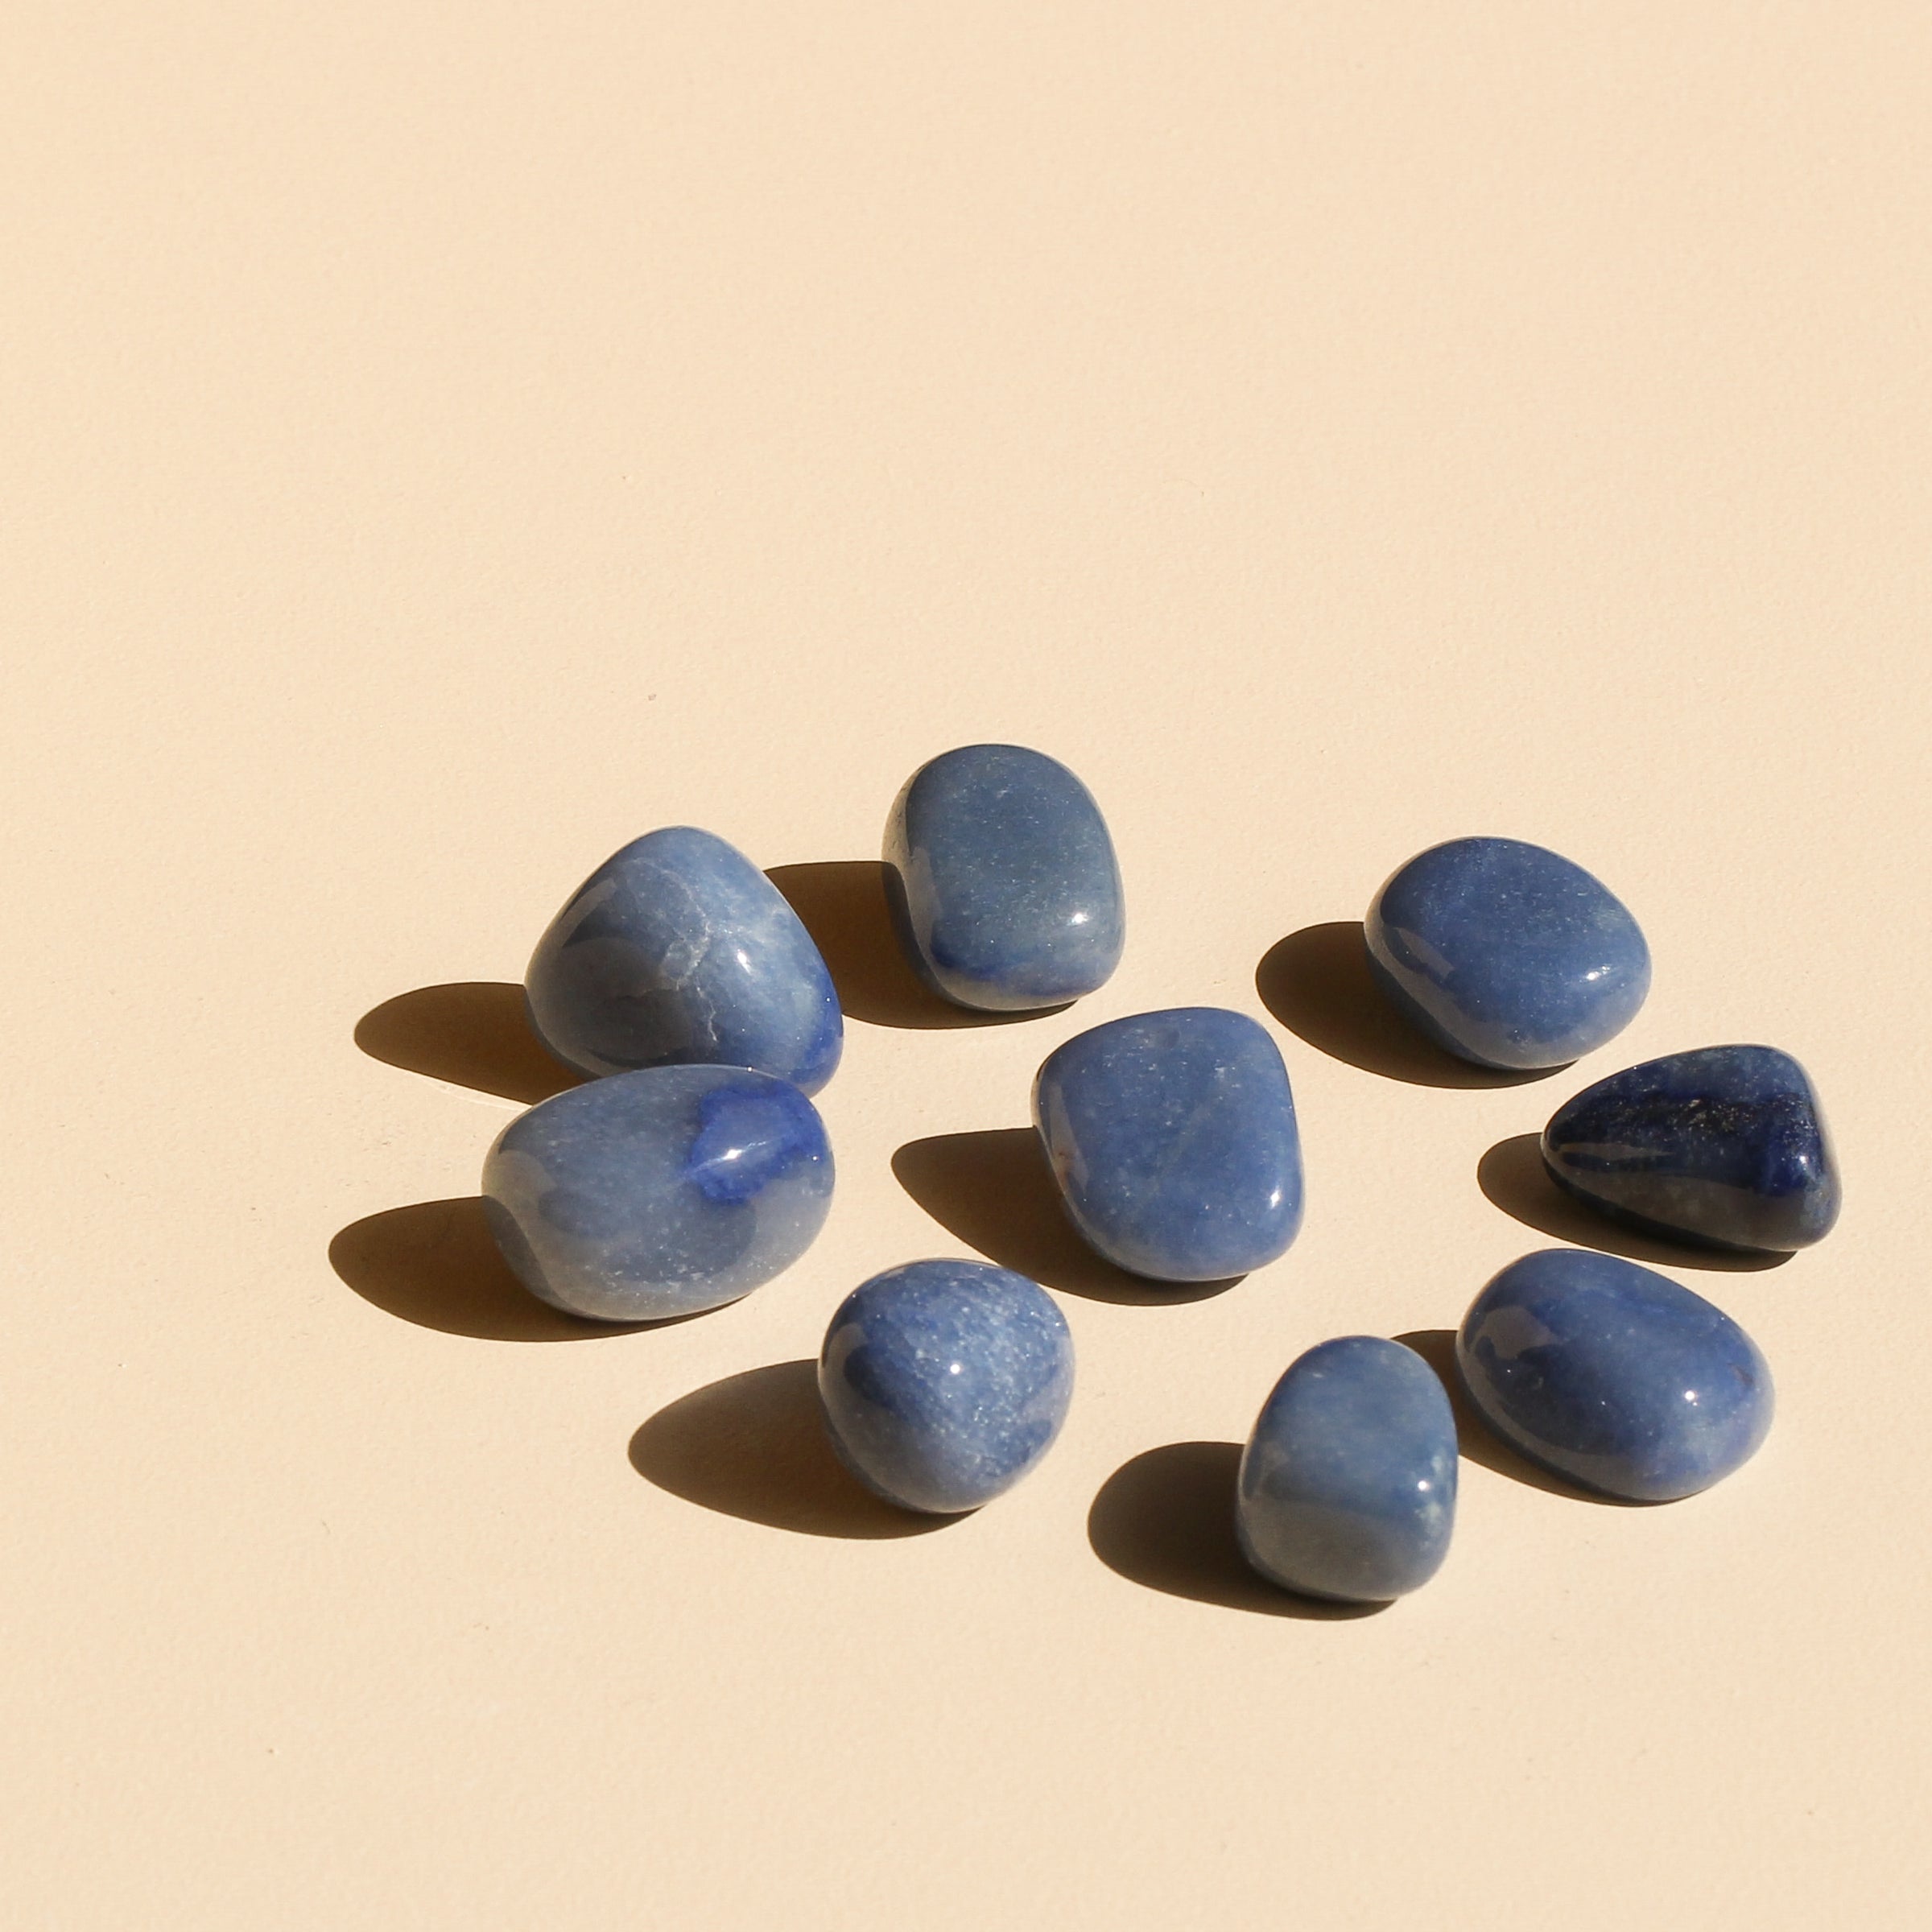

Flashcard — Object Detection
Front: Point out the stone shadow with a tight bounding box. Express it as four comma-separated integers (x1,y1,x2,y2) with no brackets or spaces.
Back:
328,1196,675,1342
354,981,582,1104
1476,1133,1791,1274
630,1360,959,1538
1087,1442,1386,1619
1255,923,1561,1089
766,861,1058,1030
892,1128,1241,1306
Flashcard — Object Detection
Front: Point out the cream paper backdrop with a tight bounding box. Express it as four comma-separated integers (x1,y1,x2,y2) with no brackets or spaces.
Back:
5,5,1928,1927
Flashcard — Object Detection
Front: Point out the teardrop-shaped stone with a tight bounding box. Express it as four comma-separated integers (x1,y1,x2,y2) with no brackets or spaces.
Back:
482,1064,833,1321
1457,1249,1773,1501
1364,836,1650,1070
818,1259,1075,1513
1032,1007,1303,1282
525,826,842,1092
1237,1336,1458,1603
885,743,1125,1012
1542,1045,1840,1253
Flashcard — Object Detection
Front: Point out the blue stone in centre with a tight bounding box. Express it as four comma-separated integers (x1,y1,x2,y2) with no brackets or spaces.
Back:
1033,1006,1303,1282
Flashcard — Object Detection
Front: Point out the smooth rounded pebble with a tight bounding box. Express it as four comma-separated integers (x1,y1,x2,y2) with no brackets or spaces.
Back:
1032,1006,1303,1282
818,1259,1075,1514
1237,1337,1458,1604
482,1064,833,1321
1542,1044,1841,1253
1365,836,1650,1071
525,825,842,1092
1457,1249,1773,1502
884,743,1125,1012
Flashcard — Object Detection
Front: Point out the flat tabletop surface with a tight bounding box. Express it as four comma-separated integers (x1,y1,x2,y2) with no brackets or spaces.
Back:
6,6,1928,1927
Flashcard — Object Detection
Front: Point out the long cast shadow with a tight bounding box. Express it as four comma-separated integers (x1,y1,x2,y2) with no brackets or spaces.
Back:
1392,1328,1640,1505
630,1360,958,1538
766,861,1052,1030
1088,1443,1386,1619
354,981,583,1104
892,1128,1241,1306
1476,1133,1791,1274
329,1197,671,1342
1256,923,1560,1089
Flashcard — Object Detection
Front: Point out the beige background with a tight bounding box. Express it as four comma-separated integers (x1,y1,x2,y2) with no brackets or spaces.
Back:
6,5,1929,1926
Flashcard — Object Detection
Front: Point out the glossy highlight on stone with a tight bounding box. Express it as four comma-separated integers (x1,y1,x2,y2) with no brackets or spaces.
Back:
1365,836,1650,1071
1457,1249,1773,1502
884,743,1125,1013
1542,1045,1840,1253
481,1064,833,1322
1237,1337,1457,1604
818,1259,1075,1513
525,826,842,1092
1032,1007,1303,1282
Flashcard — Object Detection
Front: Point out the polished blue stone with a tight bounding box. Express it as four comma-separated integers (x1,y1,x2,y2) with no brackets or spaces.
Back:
818,1259,1075,1513
1364,836,1650,1071
1237,1337,1458,1603
884,743,1125,1012
481,1064,833,1322
525,826,842,1092
1542,1046,1841,1253
1457,1249,1773,1502
1033,1007,1303,1282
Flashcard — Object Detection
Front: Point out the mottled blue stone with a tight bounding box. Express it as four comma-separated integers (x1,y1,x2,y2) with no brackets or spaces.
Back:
1542,1046,1841,1253
525,826,842,1092
1033,1007,1303,1282
818,1259,1075,1513
1457,1249,1773,1502
1237,1337,1458,1603
481,1064,833,1322
884,744,1125,1012
1365,836,1650,1071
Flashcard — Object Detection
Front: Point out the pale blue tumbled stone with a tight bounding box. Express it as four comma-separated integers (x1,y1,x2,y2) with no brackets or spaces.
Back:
1542,1045,1841,1253
481,1064,833,1322
1033,1007,1303,1282
884,743,1125,1012
1457,1249,1773,1502
818,1259,1074,1513
525,826,842,1092
1237,1336,1458,1603
1365,836,1650,1071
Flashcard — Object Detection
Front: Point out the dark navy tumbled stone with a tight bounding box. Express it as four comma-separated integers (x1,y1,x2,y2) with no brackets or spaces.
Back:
1364,836,1650,1071
1032,1007,1303,1282
1457,1249,1773,1502
884,743,1125,1012
481,1064,833,1321
525,826,842,1092
818,1259,1075,1514
1237,1337,1457,1604
1542,1045,1841,1253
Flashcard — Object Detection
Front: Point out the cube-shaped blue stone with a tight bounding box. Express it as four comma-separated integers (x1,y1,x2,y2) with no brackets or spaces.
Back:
1033,1007,1303,1282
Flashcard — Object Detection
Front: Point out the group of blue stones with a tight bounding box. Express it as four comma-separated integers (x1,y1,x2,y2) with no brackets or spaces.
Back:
480,744,1841,1604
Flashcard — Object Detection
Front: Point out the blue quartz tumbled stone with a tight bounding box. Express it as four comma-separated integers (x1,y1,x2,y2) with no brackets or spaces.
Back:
1033,1007,1303,1282
481,1064,833,1322
1237,1337,1458,1604
884,743,1125,1012
818,1259,1075,1513
1457,1249,1773,1502
1542,1045,1841,1253
1364,836,1650,1071
525,826,842,1092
